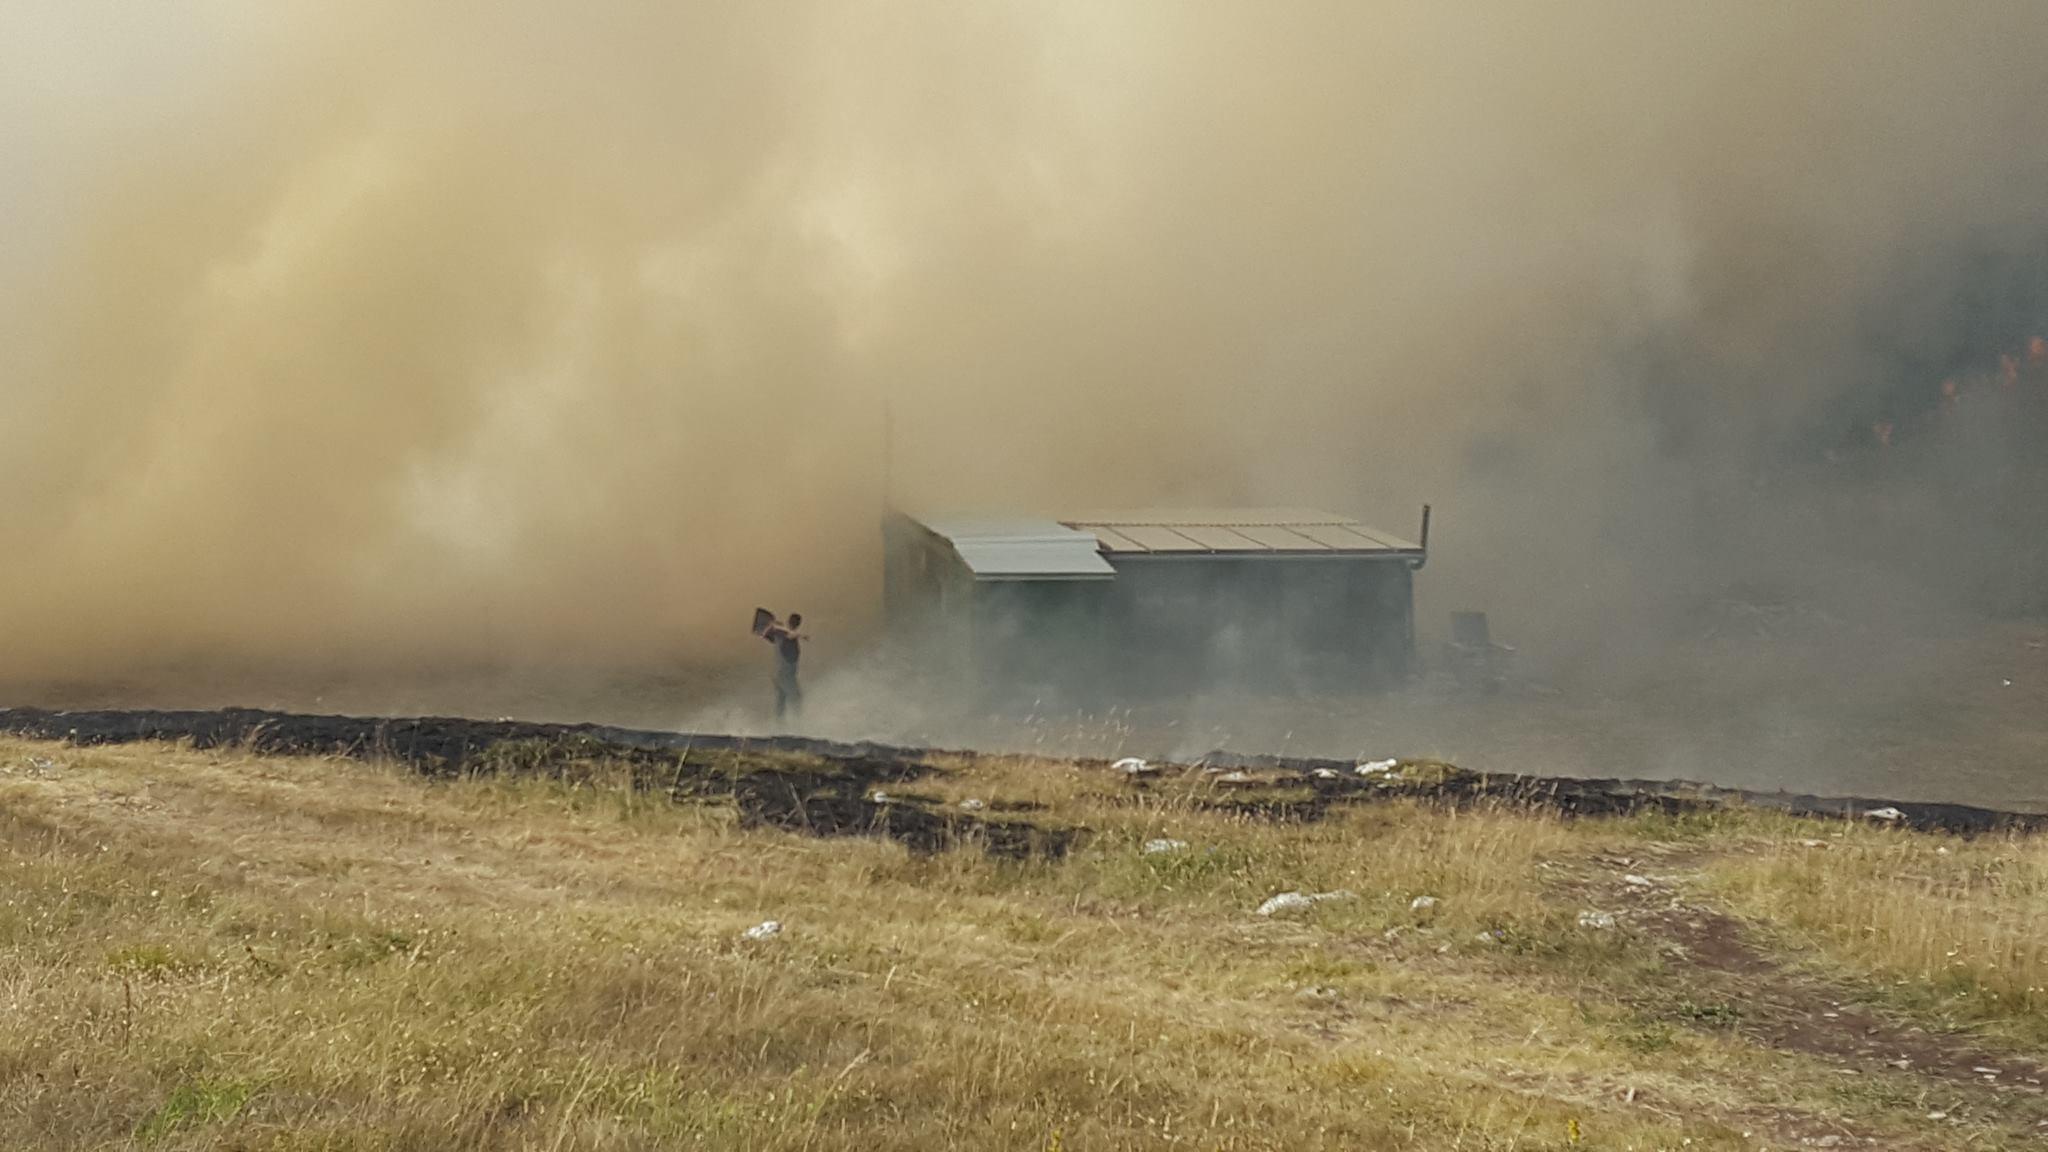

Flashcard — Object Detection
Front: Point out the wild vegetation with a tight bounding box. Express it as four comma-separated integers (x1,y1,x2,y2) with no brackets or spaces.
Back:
1,734,2044,1150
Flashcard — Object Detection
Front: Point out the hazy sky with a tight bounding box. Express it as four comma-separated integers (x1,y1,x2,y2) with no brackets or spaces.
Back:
4,2,2047,678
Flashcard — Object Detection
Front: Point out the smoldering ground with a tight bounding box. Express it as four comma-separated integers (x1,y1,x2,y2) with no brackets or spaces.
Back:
5,3,2048,802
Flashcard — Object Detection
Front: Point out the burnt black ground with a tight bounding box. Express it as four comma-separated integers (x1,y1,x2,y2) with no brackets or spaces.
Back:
0,706,2041,838
0,706,1072,860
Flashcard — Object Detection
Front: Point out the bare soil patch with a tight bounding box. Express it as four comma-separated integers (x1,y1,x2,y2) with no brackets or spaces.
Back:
1575,858,2048,1141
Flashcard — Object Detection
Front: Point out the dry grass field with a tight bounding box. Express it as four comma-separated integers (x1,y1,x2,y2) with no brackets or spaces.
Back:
2,734,2045,1150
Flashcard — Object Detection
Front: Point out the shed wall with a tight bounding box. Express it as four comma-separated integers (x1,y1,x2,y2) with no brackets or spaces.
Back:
884,515,1419,703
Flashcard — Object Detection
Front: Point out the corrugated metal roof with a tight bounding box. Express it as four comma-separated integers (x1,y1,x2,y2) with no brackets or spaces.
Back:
916,517,1115,580
1232,524,1331,551
1060,508,1420,556
1112,524,1211,552
1085,525,1148,553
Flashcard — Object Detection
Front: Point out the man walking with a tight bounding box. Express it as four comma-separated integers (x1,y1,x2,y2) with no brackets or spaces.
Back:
761,612,807,721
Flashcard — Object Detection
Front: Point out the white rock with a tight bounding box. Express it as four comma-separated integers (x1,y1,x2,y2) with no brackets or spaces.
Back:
1114,757,1155,776
1410,895,1440,911
1799,839,1828,848
741,920,782,942
1257,892,1315,916
1864,806,1906,821
1245,889,1310,914
1214,771,1255,785
1257,888,1355,916
1355,758,1398,776
1622,874,1655,889
1926,1111,1947,1121
958,798,986,811
1310,767,1341,780
869,791,893,804
1935,846,1950,855
1577,911,1617,930
1142,839,1190,855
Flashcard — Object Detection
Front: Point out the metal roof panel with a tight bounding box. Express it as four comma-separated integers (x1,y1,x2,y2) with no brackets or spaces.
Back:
919,516,1083,543
1292,523,1382,550
1064,507,1350,528
1232,524,1331,551
1111,525,1210,552
1171,525,1265,551
915,517,1116,579
1085,526,1149,553
951,540,1114,579
1062,509,1419,555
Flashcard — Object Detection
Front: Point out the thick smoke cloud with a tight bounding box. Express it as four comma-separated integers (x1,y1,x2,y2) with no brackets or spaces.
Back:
3,2,2047,689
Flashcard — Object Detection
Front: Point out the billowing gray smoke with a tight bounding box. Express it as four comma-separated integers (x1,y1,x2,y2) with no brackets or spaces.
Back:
3,1,2047,703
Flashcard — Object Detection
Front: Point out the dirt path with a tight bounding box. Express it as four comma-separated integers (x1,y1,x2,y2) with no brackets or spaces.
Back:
1572,849,2048,1146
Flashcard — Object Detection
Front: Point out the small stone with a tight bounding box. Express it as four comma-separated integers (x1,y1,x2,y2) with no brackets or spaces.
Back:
1864,806,1906,822
1113,757,1155,776
869,790,893,804
1799,839,1828,848
1410,895,1439,912
958,798,986,811
1142,838,1189,855
1257,892,1315,917
1577,911,1617,930
1355,758,1398,776
1622,874,1655,888
1214,771,1255,785
1310,767,1341,780
741,920,782,942
1926,1111,1947,1121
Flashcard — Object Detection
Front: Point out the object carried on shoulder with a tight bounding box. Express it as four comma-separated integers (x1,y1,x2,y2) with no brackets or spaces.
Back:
752,607,776,636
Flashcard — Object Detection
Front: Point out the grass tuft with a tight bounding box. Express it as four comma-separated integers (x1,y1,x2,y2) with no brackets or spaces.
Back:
0,736,2040,1149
